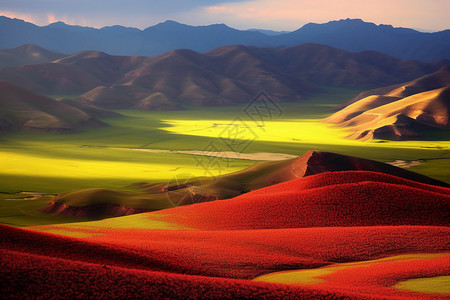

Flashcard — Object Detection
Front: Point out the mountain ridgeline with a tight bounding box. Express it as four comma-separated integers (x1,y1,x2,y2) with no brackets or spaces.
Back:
0,16,449,62
0,43,447,110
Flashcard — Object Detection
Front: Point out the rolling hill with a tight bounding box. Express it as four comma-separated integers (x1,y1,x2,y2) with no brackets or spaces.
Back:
325,67,450,140
2,170,449,298
0,81,113,132
1,16,449,61
152,171,450,230
0,44,65,68
0,44,447,108
41,150,449,219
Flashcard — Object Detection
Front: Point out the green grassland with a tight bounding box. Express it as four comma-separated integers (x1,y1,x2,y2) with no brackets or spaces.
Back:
0,87,449,226
0,193,88,227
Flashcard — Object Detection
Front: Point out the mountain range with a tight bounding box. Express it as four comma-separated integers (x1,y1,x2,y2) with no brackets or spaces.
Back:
0,43,447,110
1,16,449,62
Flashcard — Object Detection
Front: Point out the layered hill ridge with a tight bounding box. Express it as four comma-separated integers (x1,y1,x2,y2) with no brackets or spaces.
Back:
42,150,449,219
325,67,450,140
0,81,112,132
1,16,449,61
0,44,447,108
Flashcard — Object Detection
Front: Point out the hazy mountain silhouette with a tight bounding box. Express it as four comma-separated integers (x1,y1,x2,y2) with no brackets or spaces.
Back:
0,16,449,61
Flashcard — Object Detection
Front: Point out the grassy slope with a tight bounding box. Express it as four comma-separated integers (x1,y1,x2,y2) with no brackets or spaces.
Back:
0,87,449,226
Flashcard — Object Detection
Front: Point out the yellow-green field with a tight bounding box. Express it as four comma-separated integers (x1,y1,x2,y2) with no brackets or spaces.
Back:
394,276,450,295
253,253,445,285
31,213,192,237
254,253,450,295
164,118,450,151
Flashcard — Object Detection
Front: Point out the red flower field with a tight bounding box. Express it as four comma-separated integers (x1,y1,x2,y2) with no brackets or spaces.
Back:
1,171,449,299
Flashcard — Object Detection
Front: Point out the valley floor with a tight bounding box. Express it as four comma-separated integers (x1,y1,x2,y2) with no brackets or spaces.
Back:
0,87,449,226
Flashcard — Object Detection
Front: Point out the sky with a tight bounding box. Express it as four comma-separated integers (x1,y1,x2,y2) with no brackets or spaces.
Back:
0,0,449,32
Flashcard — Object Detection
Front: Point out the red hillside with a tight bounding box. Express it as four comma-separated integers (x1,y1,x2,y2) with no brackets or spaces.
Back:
160,171,450,230
1,170,449,299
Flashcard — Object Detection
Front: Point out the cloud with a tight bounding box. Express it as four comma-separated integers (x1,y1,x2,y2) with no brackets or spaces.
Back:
0,0,448,31
0,0,247,15
0,0,248,28
191,0,450,31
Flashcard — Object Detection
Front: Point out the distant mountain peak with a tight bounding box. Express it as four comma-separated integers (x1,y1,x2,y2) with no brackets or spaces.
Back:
49,21,66,26
151,20,185,28
301,18,374,29
340,18,365,23
46,21,71,28
1,15,449,61
160,20,182,25
209,23,229,28
151,20,232,30
15,43,46,51
100,25,141,33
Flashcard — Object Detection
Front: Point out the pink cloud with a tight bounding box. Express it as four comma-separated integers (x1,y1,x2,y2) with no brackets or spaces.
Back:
0,11,35,23
206,6,235,14
199,0,449,31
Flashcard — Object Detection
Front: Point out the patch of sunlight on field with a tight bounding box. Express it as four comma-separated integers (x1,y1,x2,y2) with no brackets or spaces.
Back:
393,276,450,295
253,253,446,285
31,213,191,237
0,150,240,183
162,119,450,151
162,119,349,146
